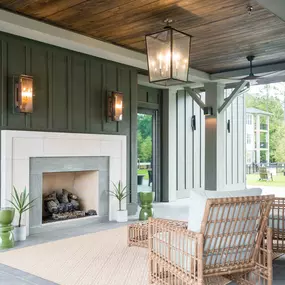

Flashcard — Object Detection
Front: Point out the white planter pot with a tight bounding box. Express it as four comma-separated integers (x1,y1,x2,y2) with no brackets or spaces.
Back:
116,210,128,222
13,226,27,241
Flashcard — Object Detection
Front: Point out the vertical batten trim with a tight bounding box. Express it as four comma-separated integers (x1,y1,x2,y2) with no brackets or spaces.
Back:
225,89,228,185
231,101,234,185
199,106,202,188
89,60,92,132
84,60,90,132
236,97,237,183
67,55,72,130
242,95,245,182
185,91,189,190
184,91,187,190
129,69,138,205
176,92,178,191
101,63,106,132
129,69,132,203
192,99,195,189
47,51,53,129
0,40,7,127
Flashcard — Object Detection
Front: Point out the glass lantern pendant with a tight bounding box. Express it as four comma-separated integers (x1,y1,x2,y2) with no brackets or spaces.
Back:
146,20,192,86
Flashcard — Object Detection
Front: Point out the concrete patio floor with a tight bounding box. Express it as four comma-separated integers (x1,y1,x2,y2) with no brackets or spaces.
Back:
0,190,284,285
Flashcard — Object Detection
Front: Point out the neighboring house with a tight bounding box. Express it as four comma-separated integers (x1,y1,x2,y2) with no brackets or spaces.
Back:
246,107,271,165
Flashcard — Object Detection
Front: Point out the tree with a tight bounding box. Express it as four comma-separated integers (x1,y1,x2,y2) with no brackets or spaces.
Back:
137,114,153,162
137,114,152,140
274,125,285,162
137,131,143,161
140,136,152,162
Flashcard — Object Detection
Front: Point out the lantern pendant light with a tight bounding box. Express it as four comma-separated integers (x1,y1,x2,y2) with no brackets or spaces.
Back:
145,19,192,86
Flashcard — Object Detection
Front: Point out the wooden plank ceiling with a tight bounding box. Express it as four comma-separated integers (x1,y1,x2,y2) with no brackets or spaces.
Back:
0,0,285,73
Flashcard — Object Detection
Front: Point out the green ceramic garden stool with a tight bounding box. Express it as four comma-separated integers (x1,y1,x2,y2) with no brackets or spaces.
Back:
0,207,15,249
139,192,155,221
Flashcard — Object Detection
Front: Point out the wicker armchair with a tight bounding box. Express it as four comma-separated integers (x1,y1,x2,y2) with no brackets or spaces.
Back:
269,197,285,259
148,195,274,285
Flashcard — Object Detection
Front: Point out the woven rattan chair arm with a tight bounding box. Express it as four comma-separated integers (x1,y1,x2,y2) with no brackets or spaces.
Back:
148,217,201,242
148,217,188,230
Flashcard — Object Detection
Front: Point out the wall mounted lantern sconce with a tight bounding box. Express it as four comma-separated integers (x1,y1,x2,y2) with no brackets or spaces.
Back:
227,119,231,133
14,75,33,113
107,91,123,121
191,115,196,131
203,106,213,117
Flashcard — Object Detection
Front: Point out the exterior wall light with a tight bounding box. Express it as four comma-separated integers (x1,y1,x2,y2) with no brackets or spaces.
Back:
146,20,192,86
191,115,196,131
108,91,123,121
14,75,33,113
227,119,231,133
203,107,213,116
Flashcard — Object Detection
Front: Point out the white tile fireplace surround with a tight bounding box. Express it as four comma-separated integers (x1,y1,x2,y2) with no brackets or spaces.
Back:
1,130,127,235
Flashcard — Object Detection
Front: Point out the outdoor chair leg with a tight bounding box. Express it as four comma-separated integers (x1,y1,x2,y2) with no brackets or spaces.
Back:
267,228,273,285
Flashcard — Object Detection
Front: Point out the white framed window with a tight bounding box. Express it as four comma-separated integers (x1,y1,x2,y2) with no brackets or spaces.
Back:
246,114,252,125
246,134,252,145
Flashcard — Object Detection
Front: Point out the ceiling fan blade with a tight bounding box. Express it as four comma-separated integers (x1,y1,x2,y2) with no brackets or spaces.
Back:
256,75,285,85
211,57,285,83
241,74,261,81
259,70,285,78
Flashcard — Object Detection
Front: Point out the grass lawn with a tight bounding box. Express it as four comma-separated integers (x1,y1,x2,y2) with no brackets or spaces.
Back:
137,169,149,180
247,173,285,187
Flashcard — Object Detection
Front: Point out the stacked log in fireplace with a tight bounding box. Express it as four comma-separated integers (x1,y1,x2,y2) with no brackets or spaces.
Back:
43,189,96,222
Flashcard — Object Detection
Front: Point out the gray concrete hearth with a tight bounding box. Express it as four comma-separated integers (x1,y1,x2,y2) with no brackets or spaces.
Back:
29,156,109,234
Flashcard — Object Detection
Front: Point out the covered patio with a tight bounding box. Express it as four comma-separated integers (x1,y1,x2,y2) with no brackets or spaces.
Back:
0,0,285,284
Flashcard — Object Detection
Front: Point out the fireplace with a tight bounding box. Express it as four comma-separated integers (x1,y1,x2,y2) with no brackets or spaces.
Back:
1,130,127,236
42,171,98,224
29,156,109,234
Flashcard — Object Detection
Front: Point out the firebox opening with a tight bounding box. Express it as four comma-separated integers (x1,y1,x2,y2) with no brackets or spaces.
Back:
42,171,98,224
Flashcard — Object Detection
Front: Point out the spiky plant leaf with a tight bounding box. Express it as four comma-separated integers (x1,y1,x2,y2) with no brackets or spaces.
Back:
108,181,128,211
9,187,38,227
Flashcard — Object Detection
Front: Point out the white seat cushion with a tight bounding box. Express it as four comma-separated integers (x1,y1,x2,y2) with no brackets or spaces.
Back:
188,188,262,232
153,232,196,271
153,232,250,270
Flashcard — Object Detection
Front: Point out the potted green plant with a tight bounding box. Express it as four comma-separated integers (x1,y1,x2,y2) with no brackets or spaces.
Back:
8,186,37,241
109,181,128,222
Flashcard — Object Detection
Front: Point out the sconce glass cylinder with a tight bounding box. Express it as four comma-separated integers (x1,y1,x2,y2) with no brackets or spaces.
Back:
108,91,123,121
14,75,33,113
146,27,191,86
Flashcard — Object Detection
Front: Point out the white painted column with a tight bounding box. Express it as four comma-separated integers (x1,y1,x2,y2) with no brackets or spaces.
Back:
256,115,261,164
266,116,270,162
204,83,226,191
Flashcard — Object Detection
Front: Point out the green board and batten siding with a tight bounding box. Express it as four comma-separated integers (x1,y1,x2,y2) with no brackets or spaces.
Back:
0,31,138,213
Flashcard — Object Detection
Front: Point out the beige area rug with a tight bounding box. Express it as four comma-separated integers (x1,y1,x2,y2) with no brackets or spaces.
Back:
0,227,148,285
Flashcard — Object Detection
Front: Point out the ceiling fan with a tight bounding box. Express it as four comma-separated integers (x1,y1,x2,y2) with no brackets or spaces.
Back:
242,55,261,81
214,56,285,85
